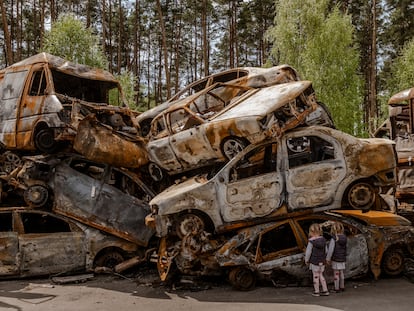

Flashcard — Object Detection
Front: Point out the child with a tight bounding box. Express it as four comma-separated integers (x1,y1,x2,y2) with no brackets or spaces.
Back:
326,222,347,293
305,223,329,297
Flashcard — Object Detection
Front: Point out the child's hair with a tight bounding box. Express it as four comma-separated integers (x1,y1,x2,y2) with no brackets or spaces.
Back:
309,223,322,237
330,221,344,236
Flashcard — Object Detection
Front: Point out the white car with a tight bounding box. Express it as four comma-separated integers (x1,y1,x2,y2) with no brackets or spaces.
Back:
147,126,397,238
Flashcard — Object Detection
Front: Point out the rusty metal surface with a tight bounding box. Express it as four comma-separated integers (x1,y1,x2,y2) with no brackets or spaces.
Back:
136,65,301,135
0,53,141,154
149,125,397,238
73,115,149,168
147,81,321,177
0,207,141,279
156,211,414,283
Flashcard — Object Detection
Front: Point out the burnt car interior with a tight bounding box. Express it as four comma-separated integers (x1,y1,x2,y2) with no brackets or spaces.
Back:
287,136,335,168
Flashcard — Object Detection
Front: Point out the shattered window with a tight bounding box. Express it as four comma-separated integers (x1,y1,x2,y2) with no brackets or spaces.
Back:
20,212,71,233
230,143,277,182
287,136,335,168
0,212,13,231
29,70,47,96
169,109,192,133
260,222,298,256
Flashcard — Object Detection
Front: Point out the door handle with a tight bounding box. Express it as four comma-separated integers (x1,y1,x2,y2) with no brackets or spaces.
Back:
231,188,238,195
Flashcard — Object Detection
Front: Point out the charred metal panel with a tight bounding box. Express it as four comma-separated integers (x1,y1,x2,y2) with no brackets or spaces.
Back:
19,232,85,277
0,232,19,275
74,116,148,169
52,163,154,246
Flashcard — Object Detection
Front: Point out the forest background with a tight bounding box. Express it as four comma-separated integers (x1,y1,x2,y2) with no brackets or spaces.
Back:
1,0,414,136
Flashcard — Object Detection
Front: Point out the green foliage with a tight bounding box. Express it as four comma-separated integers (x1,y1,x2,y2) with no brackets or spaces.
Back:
267,0,364,136
42,13,107,69
388,38,414,95
112,71,138,109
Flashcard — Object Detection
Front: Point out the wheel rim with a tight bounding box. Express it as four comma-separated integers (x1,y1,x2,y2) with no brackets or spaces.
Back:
222,139,245,160
229,267,256,291
35,128,56,153
2,152,22,173
148,163,163,181
383,249,404,276
176,214,205,238
347,183,375,210
24,184,49,208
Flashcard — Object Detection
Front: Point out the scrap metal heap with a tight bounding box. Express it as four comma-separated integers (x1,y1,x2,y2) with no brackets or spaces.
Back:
0,53,408,287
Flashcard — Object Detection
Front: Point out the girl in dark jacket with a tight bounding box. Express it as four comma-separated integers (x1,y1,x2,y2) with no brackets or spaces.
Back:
326,222,347,293
305,223,329,296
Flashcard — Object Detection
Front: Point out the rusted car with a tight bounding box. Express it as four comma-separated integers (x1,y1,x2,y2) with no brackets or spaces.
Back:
137,65,301,136
0,153,156,246
0,207,146,279
0,53,146,169
213,210,414,290
146,80,332,182
146,125,397,239
374,87,414,220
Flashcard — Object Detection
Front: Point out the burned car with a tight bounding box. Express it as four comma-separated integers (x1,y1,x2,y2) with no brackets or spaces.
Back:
137,65,301,137
0,154,156,246
146,125,397,239
214,210,414,290
0,53,145,168
0,207,146,278
146,80,333,181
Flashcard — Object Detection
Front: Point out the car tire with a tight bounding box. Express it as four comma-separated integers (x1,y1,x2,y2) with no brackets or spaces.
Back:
346,182,376,211
34,128,57,153
221,137,247,160
228,267,256,291
1,151,22,173
175,213,205,239
94,250,125,269
381,248,405,276
23,184,49,208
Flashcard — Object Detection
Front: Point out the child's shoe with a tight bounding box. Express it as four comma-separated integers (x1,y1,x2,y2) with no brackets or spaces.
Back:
312,292,320,297
320,291,330,296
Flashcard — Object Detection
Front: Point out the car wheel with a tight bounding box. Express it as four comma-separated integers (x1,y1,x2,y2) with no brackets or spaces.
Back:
382,248,405,276
24,184,49,208
346,182,376,211
175,213,205,239
221,137,247,160
94,250,125,269
34,128,57,153
228,267,256,291
2,151,22,173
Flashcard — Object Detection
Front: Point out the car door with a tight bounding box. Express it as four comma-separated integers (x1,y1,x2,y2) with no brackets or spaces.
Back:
52,158,105,223
282,132,347,211
93,167,155,246
0,211,19,276
0,69,29,148
222,142,283,223
255,220,308,279
17,211,85,277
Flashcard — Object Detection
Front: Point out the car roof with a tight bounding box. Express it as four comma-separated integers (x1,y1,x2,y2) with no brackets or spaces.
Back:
388,87,414,105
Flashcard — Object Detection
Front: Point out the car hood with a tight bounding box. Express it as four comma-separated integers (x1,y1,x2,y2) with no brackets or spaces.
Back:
212,80,312,120
150,175,209,210
331,210,411,226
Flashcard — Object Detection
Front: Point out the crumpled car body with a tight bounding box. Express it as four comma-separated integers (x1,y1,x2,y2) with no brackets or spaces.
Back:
214,210,414,290
0,207,143,279
146,80,330,181
0,53,141,157
147,125,397,238
374,87,414,216
0,153,155,246
137,65,301,136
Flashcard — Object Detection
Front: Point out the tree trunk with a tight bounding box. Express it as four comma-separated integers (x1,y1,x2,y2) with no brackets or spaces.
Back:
155,0,171,98
1,0,13,64
368,0,378,134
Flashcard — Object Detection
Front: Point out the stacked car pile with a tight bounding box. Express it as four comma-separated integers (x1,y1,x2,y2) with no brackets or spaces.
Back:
1,54,411,289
